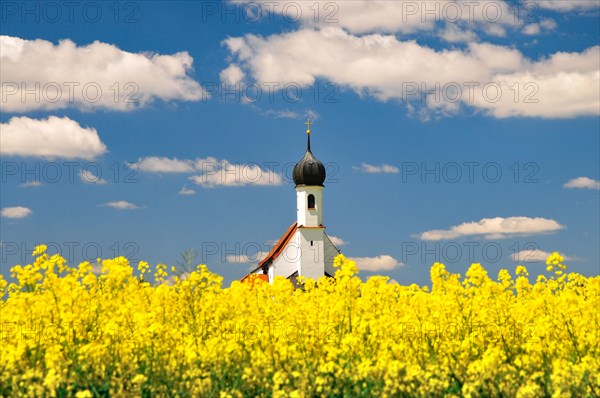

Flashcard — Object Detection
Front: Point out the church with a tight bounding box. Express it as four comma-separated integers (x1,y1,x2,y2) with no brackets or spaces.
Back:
241,120,341,284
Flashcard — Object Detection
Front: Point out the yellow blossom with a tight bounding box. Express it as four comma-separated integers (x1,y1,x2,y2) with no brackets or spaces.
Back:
0,247,596,397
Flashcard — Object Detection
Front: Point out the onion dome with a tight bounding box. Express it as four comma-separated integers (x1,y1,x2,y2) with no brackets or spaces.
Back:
292,119,326,187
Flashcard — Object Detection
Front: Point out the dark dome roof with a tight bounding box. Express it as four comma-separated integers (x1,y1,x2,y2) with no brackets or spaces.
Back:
293,135,326,186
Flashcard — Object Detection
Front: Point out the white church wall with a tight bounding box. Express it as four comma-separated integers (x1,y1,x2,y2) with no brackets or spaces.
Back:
271,231,301,279
296,186,323,227
323,233,339,276
297,227,325,280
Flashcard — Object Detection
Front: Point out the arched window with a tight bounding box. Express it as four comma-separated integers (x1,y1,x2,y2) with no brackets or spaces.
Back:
307,194,315,209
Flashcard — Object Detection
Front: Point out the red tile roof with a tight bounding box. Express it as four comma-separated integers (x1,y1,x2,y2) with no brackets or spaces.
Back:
259,222,298,266
242,222,298,279
240,273,269,284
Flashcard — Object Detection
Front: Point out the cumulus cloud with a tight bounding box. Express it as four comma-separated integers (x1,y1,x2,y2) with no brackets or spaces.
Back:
564,176,600,190
0,116,107,160
511,249,575,263
523,24,541,35
419,216,565,240
530,0,600,11
328,236,347,246
354,163,399,173
523,18,557,35
230,0,520,35
80,169,107,184
223,27,599,119
178,186,196,195
349,255,404,271
439,24,478,43
133,157,196,173
189,159,283,187
0,35,204,112
101,201,139,210
220,64,245,85
132,156,283,188
226,251,268,264
1,206,32,219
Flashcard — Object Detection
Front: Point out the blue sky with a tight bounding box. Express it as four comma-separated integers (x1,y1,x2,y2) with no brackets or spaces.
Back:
1,0,599,286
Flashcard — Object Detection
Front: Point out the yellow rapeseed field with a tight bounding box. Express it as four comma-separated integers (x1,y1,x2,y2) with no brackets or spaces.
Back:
0,246,598,397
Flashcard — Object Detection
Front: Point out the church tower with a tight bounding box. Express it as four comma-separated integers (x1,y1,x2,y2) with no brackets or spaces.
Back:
242,119,340,285
292,119,327,280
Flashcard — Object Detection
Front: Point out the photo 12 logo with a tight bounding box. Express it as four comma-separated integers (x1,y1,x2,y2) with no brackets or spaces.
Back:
201,320,341,344
401,81,540,105
201,81,339,104
199,1,541,25
1,81,140,109
401,241,543,265
400,162,540,184
1,241,140,264
1,320,140,344
188,160,339,187
1,1,140,24
200,240,327,265
1,161,138,185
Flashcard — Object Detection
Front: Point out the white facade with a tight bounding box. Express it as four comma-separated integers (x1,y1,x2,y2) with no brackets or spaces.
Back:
297,227,325,279
244,123,339,284
266,231,338,280
270,233,300,278
248,184,339,283
296,186,323,227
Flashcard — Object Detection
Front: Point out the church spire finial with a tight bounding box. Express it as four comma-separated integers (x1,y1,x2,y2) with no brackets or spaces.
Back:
304,118,312,151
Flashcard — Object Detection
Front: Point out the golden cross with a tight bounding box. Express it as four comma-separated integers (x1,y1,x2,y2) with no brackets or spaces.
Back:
305,118,312,134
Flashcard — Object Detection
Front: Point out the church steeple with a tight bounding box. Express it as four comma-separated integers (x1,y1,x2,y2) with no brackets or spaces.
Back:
294,119,325,228
293,118,326,187
242,119,340,284
306,118,312,151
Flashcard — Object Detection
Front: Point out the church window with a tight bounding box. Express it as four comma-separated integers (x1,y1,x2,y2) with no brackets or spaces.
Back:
308,194,315,209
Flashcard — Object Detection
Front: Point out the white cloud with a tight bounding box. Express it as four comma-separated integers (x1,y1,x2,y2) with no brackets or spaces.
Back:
523,18,556,35
523,24,541,35
101,201,139,210
224,27,599,119
230,0,520,35
1,35,204,112
189,158,283,187
133,156,283,188
178,186,196,195
328,236,347,246
354,163,399,174
439,24,478,43
220,64,245,85
420,216,565,240
263,109,300,119
511,249,574,263
541,18,558,30
226,251,268,264
530,0,600,11
1,206,32,219
306,110,320,120
20,181,42,188
260,108,319,120
1,116,107,160
133,157,195,173
564,176,600,190
349,255,403,271
80,169,107,184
